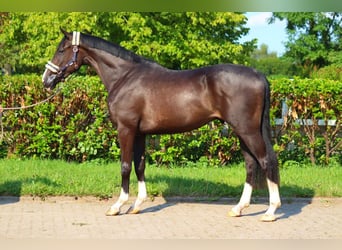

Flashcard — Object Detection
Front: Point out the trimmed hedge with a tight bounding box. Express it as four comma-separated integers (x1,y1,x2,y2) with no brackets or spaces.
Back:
271,78,341,165
0,75,120,162
0,75,341,165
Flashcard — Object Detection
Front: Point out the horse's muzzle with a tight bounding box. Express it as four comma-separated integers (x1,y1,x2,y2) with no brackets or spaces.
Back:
43,73,60,90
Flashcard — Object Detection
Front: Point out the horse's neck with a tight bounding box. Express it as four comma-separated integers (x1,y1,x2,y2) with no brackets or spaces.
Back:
84,48,135,92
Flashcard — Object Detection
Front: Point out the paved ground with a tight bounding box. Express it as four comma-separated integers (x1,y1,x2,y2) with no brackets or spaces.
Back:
0,196,341,239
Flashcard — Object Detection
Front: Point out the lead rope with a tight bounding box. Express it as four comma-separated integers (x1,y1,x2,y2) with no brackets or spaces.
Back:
0,86,61,143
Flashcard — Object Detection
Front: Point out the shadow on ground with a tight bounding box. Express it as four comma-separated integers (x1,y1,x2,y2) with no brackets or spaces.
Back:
0,173,314,220
139,174,314,220
0,177,60,205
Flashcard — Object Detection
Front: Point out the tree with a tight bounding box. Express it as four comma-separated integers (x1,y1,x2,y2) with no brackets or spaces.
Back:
249,44,298,77
251,43,277,60
0,12,256,74
269,12,341,76
0,12,14,74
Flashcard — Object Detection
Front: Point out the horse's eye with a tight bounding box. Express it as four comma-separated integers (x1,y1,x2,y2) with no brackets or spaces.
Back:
58,49,64,54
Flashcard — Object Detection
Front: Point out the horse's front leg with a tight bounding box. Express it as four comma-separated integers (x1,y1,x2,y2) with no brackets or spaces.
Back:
127,134,147,214
228,145,255,217
106,127,135,216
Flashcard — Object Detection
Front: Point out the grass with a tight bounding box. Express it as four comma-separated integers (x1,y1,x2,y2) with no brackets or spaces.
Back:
0,158,341,199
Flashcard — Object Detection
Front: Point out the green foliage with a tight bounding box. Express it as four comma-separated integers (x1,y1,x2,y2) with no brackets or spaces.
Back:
118,12,254,69
148,121,241,166
1,75,341,166
271,78,341,165
0,12,255,73
311,64,342,81
249,44,299,78
270,12,341,76
0,74,120,162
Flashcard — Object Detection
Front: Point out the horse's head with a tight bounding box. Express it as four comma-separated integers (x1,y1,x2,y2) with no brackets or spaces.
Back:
42,28,83,90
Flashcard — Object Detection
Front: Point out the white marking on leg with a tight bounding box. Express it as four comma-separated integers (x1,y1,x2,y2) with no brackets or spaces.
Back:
137,181,147,200
229,182,252,216
130,181,147,214
114,188,129,209
266,178,281,213
42,69,49,82
261,178,281,221
106,188,129,215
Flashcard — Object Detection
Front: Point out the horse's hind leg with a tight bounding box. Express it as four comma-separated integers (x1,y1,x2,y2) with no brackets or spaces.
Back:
262,178,281,221
235,132,281,221
127,134,147,214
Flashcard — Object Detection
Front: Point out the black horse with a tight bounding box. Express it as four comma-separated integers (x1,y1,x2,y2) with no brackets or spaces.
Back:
42,29,281,221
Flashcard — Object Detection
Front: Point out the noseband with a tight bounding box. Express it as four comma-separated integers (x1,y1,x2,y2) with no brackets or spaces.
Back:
43,31,80,81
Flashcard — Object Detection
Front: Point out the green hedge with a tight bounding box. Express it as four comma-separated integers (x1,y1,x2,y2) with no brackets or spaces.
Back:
0,75,120,162
271,78,341,165
0,75,341,165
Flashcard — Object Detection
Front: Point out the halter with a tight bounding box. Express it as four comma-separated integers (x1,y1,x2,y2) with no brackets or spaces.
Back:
42,31,80,82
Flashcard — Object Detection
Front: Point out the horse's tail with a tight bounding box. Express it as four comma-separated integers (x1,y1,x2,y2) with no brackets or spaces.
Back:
254,76,279,189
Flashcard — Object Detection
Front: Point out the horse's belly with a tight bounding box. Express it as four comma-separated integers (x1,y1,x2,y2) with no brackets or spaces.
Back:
138,86,222,134
139,109,216,134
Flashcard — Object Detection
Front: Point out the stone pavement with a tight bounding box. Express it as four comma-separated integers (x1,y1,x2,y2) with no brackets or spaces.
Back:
0,196,341,239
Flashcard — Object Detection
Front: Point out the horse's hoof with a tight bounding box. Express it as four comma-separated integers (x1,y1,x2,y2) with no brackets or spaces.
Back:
260,214,276,222
228,210,241,217
127,206,140,214
105,207,120,216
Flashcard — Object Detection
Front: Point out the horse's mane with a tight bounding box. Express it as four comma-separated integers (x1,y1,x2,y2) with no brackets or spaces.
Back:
80,33,154,64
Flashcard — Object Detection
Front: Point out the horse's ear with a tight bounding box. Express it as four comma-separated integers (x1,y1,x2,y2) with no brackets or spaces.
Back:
60,27,71,39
